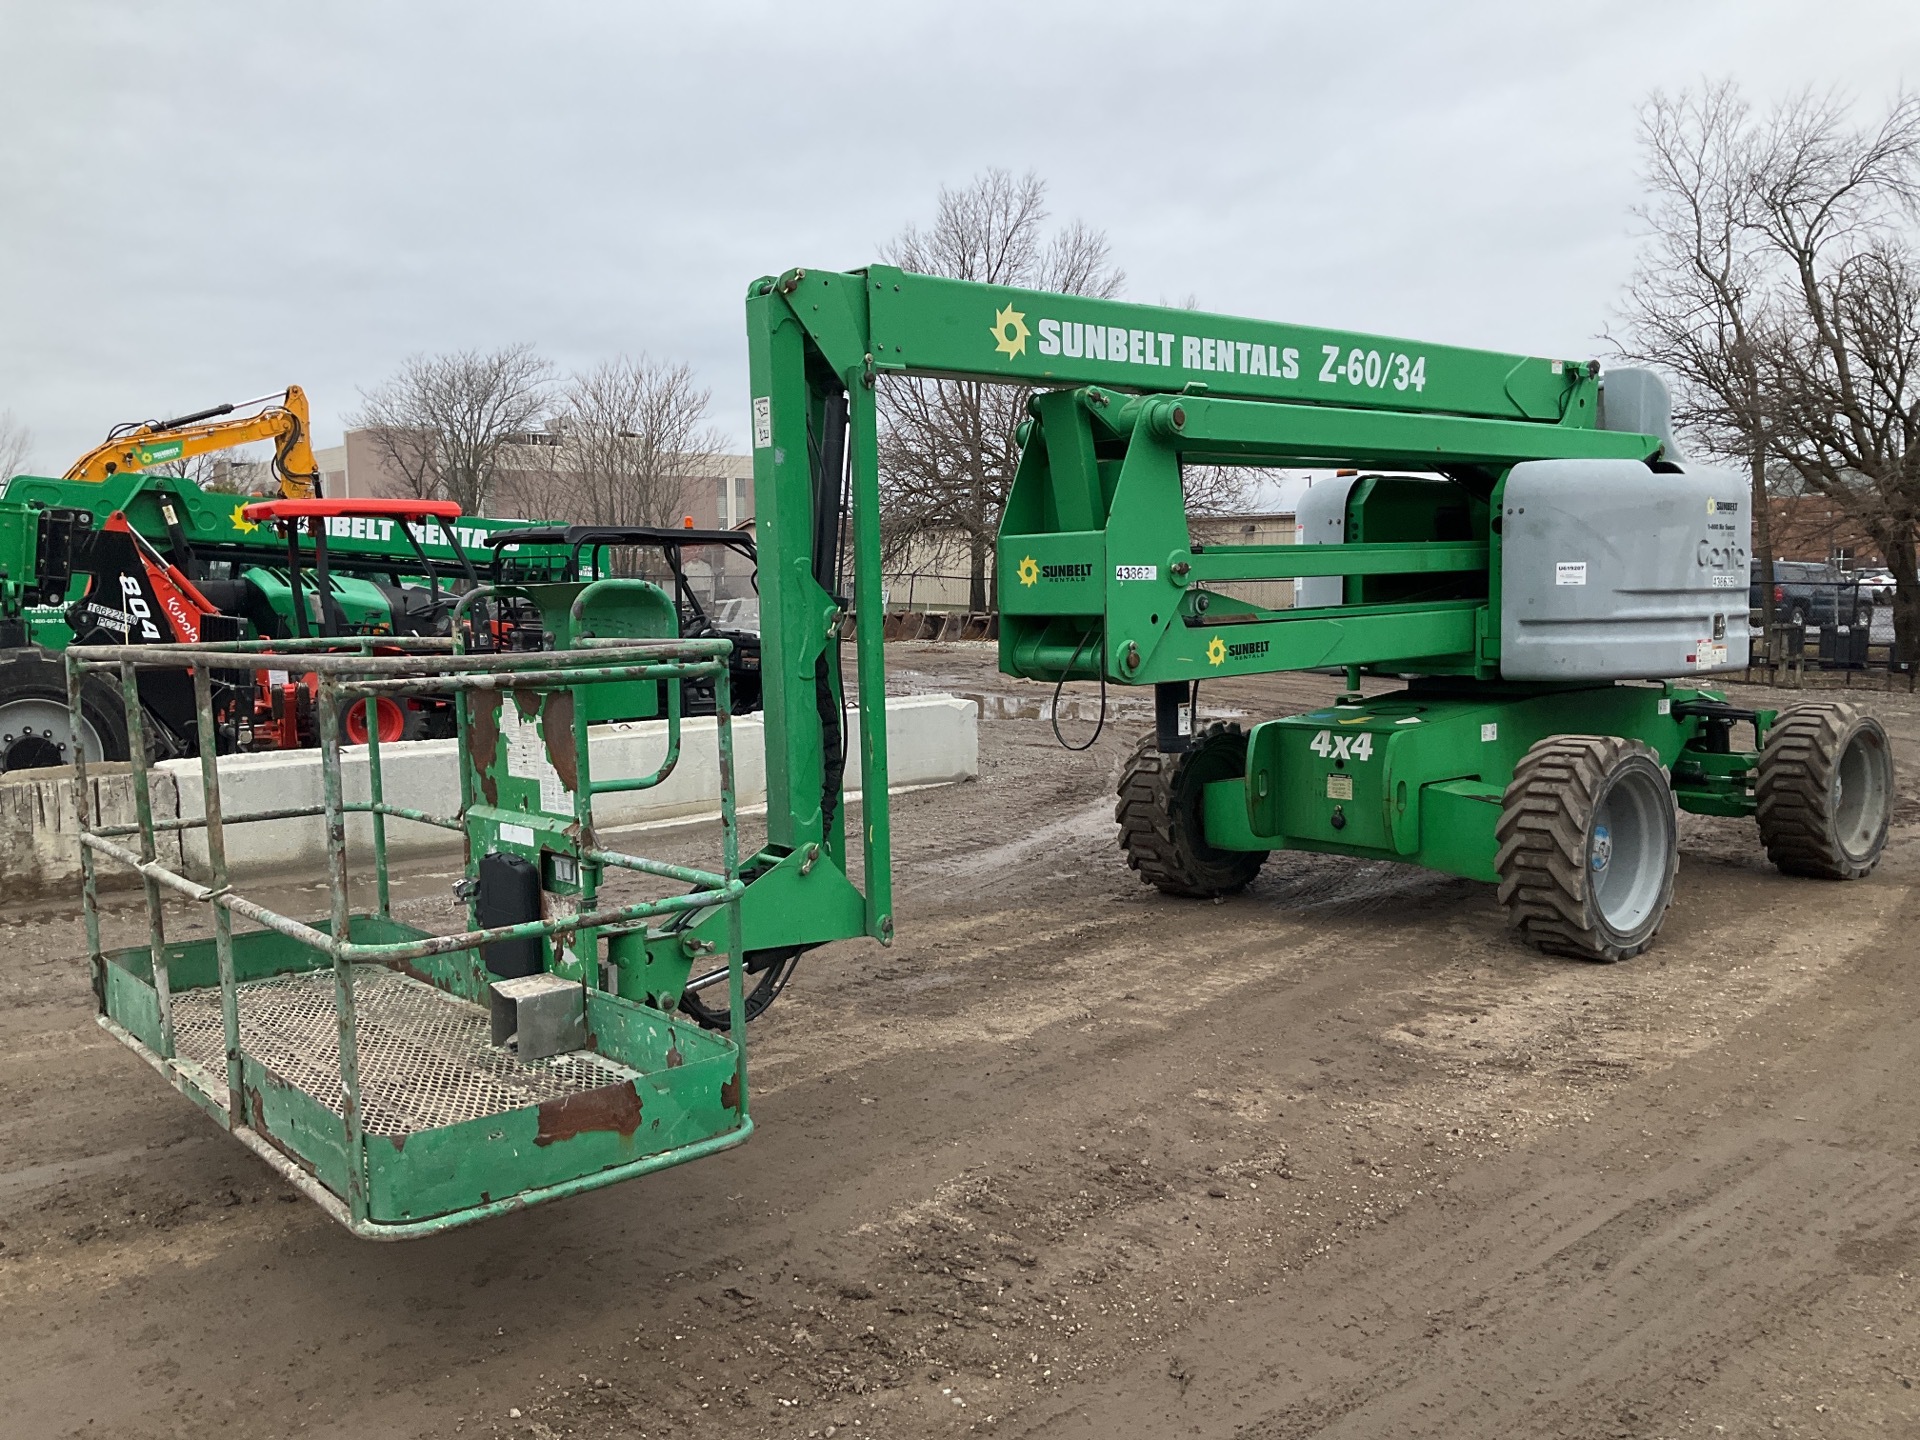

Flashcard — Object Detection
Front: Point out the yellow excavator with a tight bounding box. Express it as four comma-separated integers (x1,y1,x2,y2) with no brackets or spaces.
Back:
63,385,322,498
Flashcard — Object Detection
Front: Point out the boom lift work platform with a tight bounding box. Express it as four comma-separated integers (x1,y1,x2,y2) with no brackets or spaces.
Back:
74,270,1894,1235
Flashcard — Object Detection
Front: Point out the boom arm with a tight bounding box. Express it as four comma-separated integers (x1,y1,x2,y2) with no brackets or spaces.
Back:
64,385,323,498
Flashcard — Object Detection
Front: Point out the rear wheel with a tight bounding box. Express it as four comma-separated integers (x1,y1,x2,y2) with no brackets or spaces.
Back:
0,648,128,774
1495,736,1677,962
1116,721,1268,897
339,695,429,745
1756,701,1892,880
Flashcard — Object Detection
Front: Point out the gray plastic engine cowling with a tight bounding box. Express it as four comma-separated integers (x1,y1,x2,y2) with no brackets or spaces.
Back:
1499,458,1749,681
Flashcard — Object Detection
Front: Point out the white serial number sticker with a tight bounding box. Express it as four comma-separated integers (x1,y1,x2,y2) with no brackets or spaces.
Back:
1115,564,1157,582
1556,561,1588,586
752,396,772,448
1309,729,1373,761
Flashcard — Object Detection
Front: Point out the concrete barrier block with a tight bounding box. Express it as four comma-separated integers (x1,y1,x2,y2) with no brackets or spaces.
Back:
0,762,180,895
2,695,977,894
155,692,977,884
165,739,466,877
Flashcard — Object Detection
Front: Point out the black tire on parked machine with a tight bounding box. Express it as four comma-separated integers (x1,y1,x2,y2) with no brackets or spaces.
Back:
1495,735,1678,963
1756,700,1892,881
1117,721,1269,898
0,647,130,774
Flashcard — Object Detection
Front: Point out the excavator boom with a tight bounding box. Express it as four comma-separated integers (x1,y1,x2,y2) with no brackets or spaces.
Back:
63,385,322,498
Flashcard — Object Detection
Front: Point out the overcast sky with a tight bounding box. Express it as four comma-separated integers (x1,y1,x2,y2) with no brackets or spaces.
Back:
3,0,1917,480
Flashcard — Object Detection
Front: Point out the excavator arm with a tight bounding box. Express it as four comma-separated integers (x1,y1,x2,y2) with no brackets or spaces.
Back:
63,385,323,498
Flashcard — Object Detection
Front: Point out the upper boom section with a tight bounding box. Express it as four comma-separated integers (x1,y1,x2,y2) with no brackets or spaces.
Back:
775,265,1602,426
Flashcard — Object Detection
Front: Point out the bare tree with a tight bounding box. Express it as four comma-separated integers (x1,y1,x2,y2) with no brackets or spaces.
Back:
0,410,34,479
878,169,1126,612
349,345,554,515
546,356,726,529
1614,84,1920,661
1749,93,1920,661
145,442,273,493
1612,83,1778,621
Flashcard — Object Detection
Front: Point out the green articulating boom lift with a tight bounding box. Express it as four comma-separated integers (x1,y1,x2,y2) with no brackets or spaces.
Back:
64,271,1898,1240
743,265,1894,965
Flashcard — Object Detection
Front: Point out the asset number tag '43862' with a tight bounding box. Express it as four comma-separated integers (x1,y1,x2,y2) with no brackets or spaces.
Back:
1308,729,1373,761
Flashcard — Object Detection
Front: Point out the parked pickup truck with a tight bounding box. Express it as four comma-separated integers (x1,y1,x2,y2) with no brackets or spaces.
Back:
1750,559,1875,629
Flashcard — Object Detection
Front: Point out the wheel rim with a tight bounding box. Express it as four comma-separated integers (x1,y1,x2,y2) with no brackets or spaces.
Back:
0,696,105,772
1588,765,1670,934
343,697,407,744
1832,727,1891,861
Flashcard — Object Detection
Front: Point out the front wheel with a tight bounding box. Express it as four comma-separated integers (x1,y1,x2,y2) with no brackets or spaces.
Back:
1756,701,1892,880
1116,722,1269,897
1495,736,1678,963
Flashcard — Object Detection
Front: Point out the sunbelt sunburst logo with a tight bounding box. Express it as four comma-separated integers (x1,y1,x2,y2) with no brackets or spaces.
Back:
1017,555,1038,586
991,303,1029,360
1206,635,1269,666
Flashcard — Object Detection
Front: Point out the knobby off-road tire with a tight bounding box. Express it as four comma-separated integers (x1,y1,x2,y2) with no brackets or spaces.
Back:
0,647,128,774
1116,721,1269,897
1756,701,1893,880
1495,736,1677,963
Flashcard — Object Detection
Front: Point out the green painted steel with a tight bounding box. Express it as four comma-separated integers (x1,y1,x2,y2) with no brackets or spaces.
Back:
61,262,1788,1236
861,267,1601,422
744,263,1766,911
1202,682,1758,878
0,469,580,649
71,614,754,1238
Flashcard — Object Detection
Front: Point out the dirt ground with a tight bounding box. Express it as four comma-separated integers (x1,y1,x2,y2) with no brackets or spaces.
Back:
4,642,1919,1440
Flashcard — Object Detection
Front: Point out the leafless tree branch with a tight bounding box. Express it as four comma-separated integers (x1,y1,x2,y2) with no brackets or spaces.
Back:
348,344,554,515
542,356,727,531
1611,81,1920,660
0,411,34,480
876,169,1127,612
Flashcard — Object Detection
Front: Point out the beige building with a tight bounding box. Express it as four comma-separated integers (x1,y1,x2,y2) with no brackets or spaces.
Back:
1188,512,1299,611
314,434,753,531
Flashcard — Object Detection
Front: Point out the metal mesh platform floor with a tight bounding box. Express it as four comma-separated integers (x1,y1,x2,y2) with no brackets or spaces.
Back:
170,965,639,1137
